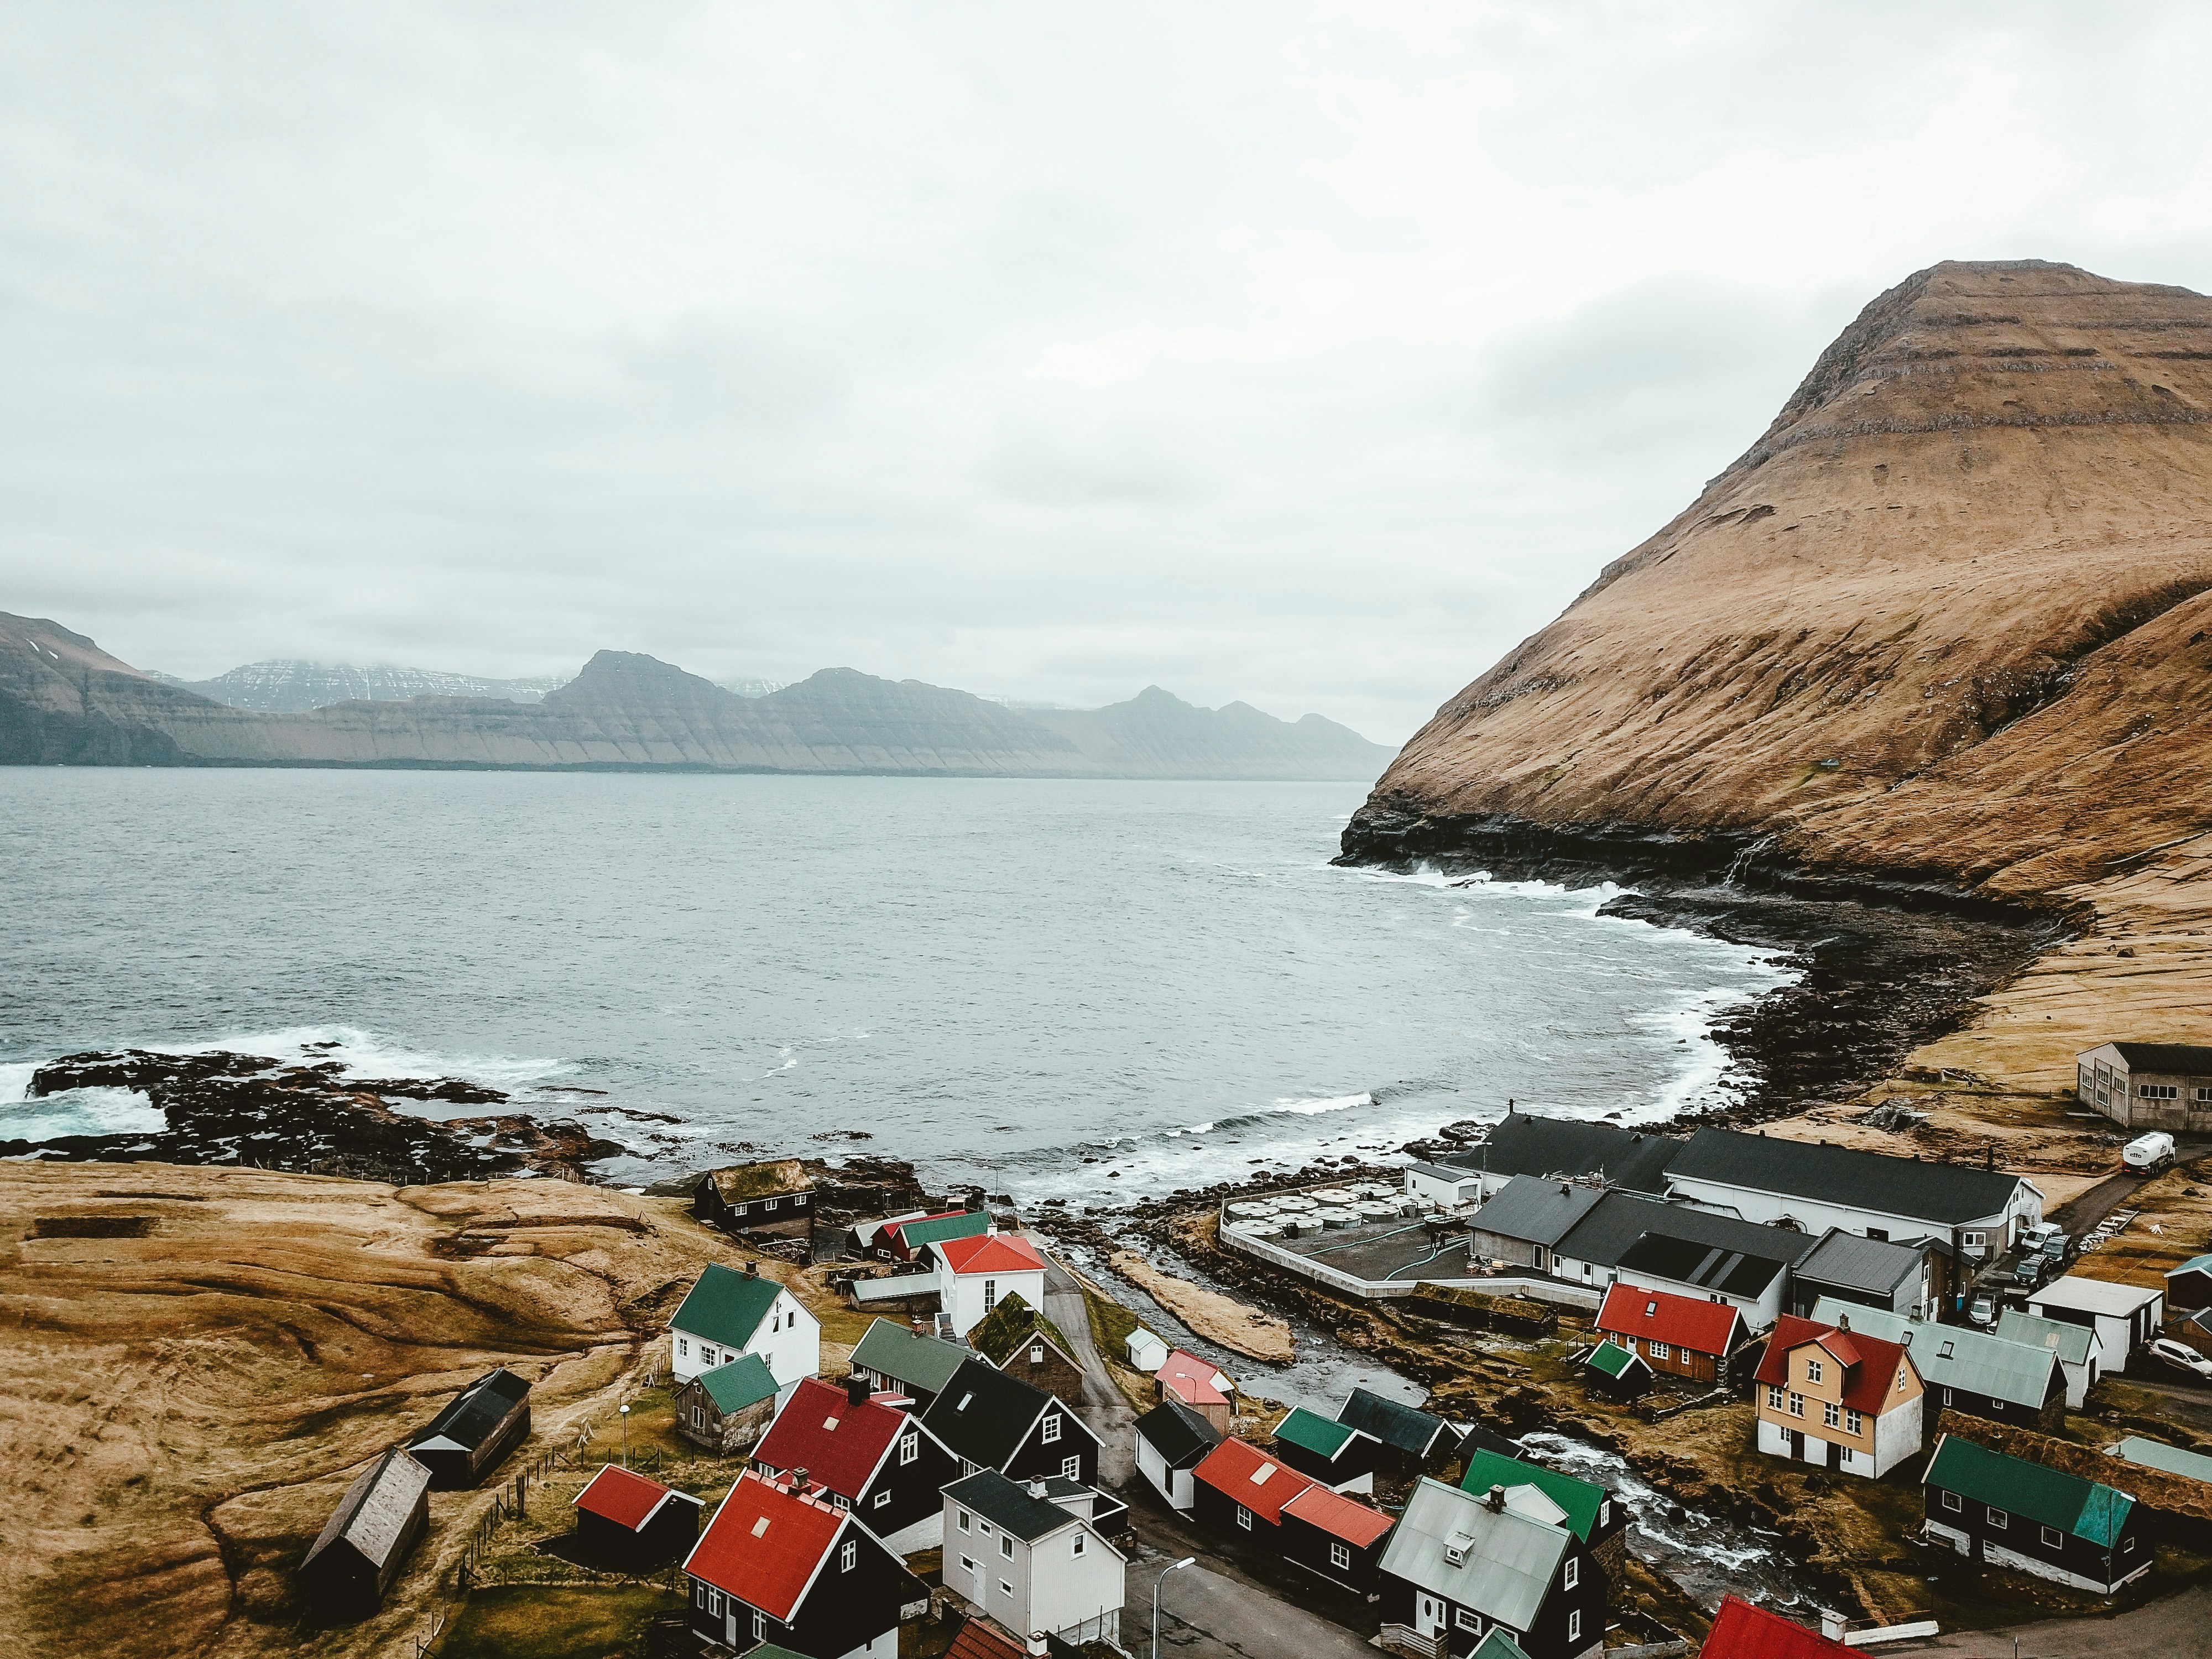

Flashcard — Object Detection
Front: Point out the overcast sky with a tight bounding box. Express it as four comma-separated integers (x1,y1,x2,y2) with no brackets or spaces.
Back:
8,3,2212,742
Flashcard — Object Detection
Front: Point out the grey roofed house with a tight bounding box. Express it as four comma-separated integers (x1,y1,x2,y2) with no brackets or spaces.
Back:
1809,1298,2061,1410
300,1447,433,1611
1552,1188,1820,1274
1135,1397,1220,1469
1665,1128,2028,1225
1338,1387,1458,1463
1441,1109,1684,1195
1615,1231,1789,1300
401,1366,531,1489
1793,1228,1928,1310
1995,1308,2098,1371
2109,1041,2212,1072
2106,1435,2212,1484
1378,1475,1571,1635
943,1468,1099,1542
1470,1176,1606,1250
850,1316,971,1404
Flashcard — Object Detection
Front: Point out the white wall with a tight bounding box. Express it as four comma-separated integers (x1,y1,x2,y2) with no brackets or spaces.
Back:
1667,1176,2041,1260
942,1267,1046,1338
672,1286,821,1385
1405,1167,1480,1209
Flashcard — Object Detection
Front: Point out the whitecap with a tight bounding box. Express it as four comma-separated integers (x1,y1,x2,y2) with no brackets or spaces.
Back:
0,1086,165,1141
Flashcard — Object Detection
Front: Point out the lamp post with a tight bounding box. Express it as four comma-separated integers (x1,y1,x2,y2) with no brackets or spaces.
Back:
619,1403,630,1469
1150,1556,1196,1659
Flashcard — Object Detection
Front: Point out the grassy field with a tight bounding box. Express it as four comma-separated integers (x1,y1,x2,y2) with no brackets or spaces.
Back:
437,1584,684,1659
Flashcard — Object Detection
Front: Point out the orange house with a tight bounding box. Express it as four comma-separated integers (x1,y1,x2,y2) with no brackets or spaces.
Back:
1753,1314,1923,1479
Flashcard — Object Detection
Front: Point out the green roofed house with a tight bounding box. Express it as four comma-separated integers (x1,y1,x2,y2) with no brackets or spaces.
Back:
2106,1434,2212,1486
670,1261,821,1388
1460,1451,1627,1591
1271,1406,1381,1494
1579,1339,1653,1402
1923,1432,2151,1593
883,1209,993,1261
850,1316,972,1411
1472,1631,1535,1659
967,1292,1087,1408
675,1353,781,1454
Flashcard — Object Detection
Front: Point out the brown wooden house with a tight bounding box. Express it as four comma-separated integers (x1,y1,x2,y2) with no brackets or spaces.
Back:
674,1353,781,1454
1594,1283,1745,1385
693,1159,815,1239
299,1448,432,1618
967,1291,1086,1407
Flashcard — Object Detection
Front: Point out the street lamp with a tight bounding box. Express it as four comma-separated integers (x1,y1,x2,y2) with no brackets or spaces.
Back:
1150,1556,1197,1659
619,1404,630,1469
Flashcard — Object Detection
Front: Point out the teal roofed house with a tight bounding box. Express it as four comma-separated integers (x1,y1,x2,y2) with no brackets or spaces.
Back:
849,1316,971,1409
884,1209,992,1260
669,1261,821,1388
1460,1451,1627,1589
2106,1434,2212,1485
1922,1433,2151,1593
675,1352,781,1454
1579,1339,1652,1402
1270,1406,1381,1494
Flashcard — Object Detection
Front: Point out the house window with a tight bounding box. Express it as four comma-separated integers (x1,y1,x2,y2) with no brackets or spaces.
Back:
1651,1342,1671,1361
1823,1401,1840,1429
1987,1507,2008,1530
957,1509,971,1533
1563,1558,1578,1590
833,1494,851,1511
678,1338,689,1357
1964,1232,1987,1250
753,1609,766,1641
1599,1501,1611,1528
1000,1534,1014,1560
1839,1447,1854,1466
1073,1534,1088,1558
764,1196,780,1209
2043,1526,2063,1547
1041,1415,1062,1444
1767,1385,1785,1410
1569,1610,1582,1644
1866,1228,1888,1241
1000,1581,1015,1600
900,1434,918,1465
2198,1088,2212,1103
1031,1345,1045,1365
1788,1392,1804,1418
1455,1609,1480,1632
960,1556,978,1574
1846,1409,1863,1435
874,1490,891,1509
703,1588,722,1615
1329,1541,1350,1569
1237,1505,1253,1531
1062,1456,1082,1480
984,1278,998,1311
1943,1387,1954,1406
2140,1084,2179,1100
840,1540,856,1572
1806,1358,1824,1384
1942,1490,1962,1512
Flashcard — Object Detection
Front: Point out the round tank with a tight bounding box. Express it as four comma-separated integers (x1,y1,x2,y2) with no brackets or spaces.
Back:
1316,1207,1360,1229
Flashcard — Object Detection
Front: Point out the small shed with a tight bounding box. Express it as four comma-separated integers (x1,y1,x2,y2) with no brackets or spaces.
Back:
1270,1407,1380,1494
1157,1349,1235,1434
1580,1339,1653,1401
693,1159,815,1237
299,1447,432,1617
1134,1396,1220,1513
572,1463,705,1568
2166,1254,2212,1312
675,1352,781,1454
1125,1326,1170,1372
2027,1276,2166,1375
403,1367,531,1489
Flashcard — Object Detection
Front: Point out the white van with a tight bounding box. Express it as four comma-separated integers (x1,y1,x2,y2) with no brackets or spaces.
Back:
2123,1131,2176,1172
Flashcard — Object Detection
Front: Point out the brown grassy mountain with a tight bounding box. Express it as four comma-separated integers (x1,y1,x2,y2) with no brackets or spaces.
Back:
1345,259,2212,1107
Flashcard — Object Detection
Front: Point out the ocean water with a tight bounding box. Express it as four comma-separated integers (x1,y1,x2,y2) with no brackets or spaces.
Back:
0,770,1792,1198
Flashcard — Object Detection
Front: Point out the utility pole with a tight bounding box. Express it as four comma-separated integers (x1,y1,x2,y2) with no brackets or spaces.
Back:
1150,1557,1196,1659
620,1404,630,1469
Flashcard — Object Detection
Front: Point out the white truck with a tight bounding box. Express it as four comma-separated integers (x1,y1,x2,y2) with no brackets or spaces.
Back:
2123,1131,2177,1172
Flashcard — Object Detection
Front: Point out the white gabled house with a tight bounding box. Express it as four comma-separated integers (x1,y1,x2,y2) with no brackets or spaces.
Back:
670,1261,821,1386
942,1469,1128,1649
917,1229,1048,1338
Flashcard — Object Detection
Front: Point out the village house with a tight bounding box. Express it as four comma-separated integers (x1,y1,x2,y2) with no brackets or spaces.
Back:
919,1229,1048,1338
879,1208,993,1262
1661,1128,2044,1265
922,1357,1103,1487
1157,1348,1237,1433
694,1159,816,1239
1922,1433,2151,1593
942,1470,1127,1648
1134,1396,1221,1513
1124,1326,1170,1371
675,1352,782,1454
670,1260,822,1386
1434,1109,1685,1203
1465,1178,1604,1274
298,1447,432,1618
1280,1481,1396,1597
848,1317,970,1410
1376,1476,1606,1659
752,1375,966,1553
2166,1253,2212,1311
1790,1228,1943,1319
1271,1405,1381,1493
1753,1314,1923,1478
1191,1434,1312,1543
1593,1283,1744,1385
571,1463,703,1569
1996,1308,2104,1410
1697,1595,1852,1657
967,1292,1086,1407
2106,1433,2212,1486
1458,1451,1628,1594
1811,1300,2065,1432
1544,1187,1820,1329
1577,1340,1653,1402
401,1366,531,1489
2076,1041,2212,1133
2027,1275,2165,1375
685,1468,928,1659
1338,1386,1464,1479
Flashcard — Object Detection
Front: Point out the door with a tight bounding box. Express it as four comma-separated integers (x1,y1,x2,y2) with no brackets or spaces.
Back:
1788,1430,1804,1462
1813,1436,1833,1469
1417,1594,1444,1638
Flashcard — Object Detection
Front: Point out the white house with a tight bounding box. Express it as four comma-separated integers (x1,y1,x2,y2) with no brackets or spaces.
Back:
2027,1276,2164,1375
1663,1128,2043,1262
1134,1397,1221,1513
1403,1159,1483,1211
669,1261,821,1386
919,1230,1048,1338
942,1470,1126,1650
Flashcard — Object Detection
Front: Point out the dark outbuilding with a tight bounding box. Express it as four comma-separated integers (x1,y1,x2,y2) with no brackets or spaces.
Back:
299,1447,432,1618
403,1366,532,1489
572,1463,705,1568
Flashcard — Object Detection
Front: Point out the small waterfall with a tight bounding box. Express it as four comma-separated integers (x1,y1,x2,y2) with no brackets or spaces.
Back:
1723,834,1778,890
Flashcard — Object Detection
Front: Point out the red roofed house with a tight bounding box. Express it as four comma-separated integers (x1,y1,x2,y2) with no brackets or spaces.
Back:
752,1375,966,1552
1595,1284,1745,1385
1279,1480,1395,1597
920,1229,1048,1339
1156,1349,1235,1434
684,1468,927,1659
1190,1436,1314,1542
572,1462,704,1568
1698,1593,1851,1657
1754,1315,1924,1479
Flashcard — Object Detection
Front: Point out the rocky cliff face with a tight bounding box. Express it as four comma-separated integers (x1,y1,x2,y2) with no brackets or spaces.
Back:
151,659,564,709
0,620,1397,780
1342,259,2212,1101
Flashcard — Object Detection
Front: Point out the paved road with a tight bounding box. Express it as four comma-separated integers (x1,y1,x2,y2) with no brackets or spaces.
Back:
2052,1141,2212,1235
1885,1583,2212,1657
1126,1533,1376,1659
1040,1250,1138,1485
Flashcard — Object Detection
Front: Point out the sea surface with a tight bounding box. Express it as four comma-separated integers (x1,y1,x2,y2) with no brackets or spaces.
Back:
0,770,1793,1198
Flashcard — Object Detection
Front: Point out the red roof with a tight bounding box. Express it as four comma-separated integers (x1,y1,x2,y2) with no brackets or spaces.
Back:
1755,1315,1913,1415
685,1469,847,1620
945,1617,1030,1659
753,1378,909,1501
575,1463,684,1531
1191,1437,1314,1525
1700,1595,1851,1657
1596,1283,1743,1357
1157,1349,1233,1406
1280,1483,1395,1548
934,1233,1046,1275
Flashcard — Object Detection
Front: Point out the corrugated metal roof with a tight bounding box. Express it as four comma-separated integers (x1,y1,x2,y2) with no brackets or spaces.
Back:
2109,1042,2212,1073
304,1447,431,1572
1375,1477,1569,1630
851,1318,970,1396
1796,1229,1923,1297
2031,1276,2164,1318
1617,1232,1786,1298
1924,1434,2132,1547
1459,1450,1605,1542
671,1264,783,1349
2107,1436,2212,1484
1669,1128,2028,1226
1468,1176,1605,1248
695,1353,779,1413
1994,1309,2096,1369
1274,1407,1358,1459
1553,1188,1819,1273
1441,1110,1684,1195
1338,1386,1452,1458
1809,1300,2057,1409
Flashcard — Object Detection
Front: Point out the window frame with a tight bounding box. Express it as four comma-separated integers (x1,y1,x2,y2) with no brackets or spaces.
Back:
1987,1507,2008,1530
1563,1558,1578,1590
1806,1357,1824,1385
840,1538,857,1573
1329,1540,1351,1569
1062,1455,1082,1480
1040,1413,1062,1444
1235,1505,1252,1531
1941,1490,1962,1512
1788,1391,1804,1418
900,1433,919,1466
1454,1608,1480,1633
1569,1610,1582,1644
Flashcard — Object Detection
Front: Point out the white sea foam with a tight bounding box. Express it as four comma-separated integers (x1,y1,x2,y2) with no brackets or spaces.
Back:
0,1061,38,1105
0,1086,165,1141
1272,1092,1373,1116
158,1024,575,1095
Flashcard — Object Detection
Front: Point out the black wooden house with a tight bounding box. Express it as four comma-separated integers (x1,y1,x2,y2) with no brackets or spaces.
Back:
299,1447,432,1618
402,1366,531,1489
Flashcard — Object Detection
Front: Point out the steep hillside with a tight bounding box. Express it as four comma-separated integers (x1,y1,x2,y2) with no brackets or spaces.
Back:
1343,259,2212,1110
152,660,564,709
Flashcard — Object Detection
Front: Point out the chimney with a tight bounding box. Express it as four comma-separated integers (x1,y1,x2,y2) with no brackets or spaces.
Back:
1837,1313,1850,1332
745,1260,759,1277
1986,1145,1995,1170
847,1374,871,1408
1027,1637,1048,1657
792,1468,810,1494
1558,1183,1569,1197
1028,1477,1048,1499
1486,1484,1506,1512
911,1315,927,1334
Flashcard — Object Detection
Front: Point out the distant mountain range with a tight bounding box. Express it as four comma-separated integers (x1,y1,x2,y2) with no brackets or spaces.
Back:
1,615,1398,781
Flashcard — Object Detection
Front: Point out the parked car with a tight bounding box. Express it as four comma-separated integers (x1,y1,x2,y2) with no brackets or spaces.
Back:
2124,1132,2177,1172
2012,1255,2048,1290
2040,1230,2071,1262
2148,1337,2212,1381
1968,1293,1996,1328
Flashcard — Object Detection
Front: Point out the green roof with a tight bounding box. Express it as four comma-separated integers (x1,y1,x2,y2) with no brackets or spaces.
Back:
851,1317,971,1396
670,1264,783,1349
737,1646,811,1659
895,1211,992,1251
1925,1435,2133,1547
2109,1435,2212,1484
1459,1449,1606,1542
1274,1407,1359,1459
695,1352,779,1413
967,1291,1076,1368
1471,1632,1532,1659
1584,1339,1645,1380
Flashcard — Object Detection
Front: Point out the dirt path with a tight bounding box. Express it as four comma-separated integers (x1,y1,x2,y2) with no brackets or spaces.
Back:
1040,1250,1137,1486
1885,1583,2212,1657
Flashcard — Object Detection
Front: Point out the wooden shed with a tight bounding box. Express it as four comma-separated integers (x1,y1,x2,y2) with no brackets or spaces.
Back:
299,1447,432,1618
693,1159,815,1239
403,1367,532,1489
572,1463,705,1569
674,1352,781,1454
